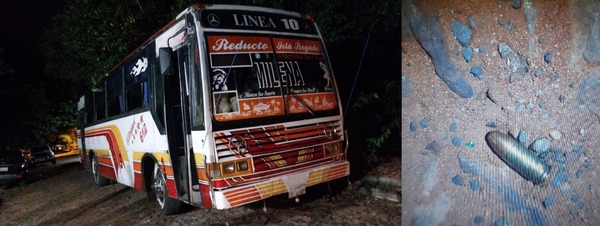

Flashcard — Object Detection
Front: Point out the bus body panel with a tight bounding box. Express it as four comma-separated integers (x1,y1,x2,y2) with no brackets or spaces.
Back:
77,4,349,212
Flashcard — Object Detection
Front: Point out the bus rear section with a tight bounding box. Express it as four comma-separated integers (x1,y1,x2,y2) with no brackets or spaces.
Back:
76,4,349,214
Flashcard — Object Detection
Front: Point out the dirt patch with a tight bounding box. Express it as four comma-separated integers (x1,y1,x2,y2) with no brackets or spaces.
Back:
0,156,400,225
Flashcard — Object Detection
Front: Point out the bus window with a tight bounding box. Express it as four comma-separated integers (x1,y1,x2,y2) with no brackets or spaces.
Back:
107,69,124,117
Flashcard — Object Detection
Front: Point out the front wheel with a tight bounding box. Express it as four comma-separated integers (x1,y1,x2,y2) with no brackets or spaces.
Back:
92,155,109,186
151,162,182,215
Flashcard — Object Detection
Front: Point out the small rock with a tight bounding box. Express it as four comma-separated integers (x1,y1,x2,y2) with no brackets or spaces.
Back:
538,151,550,160
534,89,542,97
410,122,417,131
576,169,583,179
452,137,463,147
507,23,513,30
509,73,518,83
534,68,543,77
469,180,480,191
516,103,524,112
452,175,464,186
554,150,566,163
451,21,473,47
570,209,578,217
527,102,535,110
486,121,497,128
552,171,568,188
580,128,586,136
498,18,506,26
470,66,483,80
539,102,545,109
518,130,528,144
463,47,473,62
543,197,554,208
479,44,488,53
512,0,521,9
544,52,552,63
468,16,477,29
572,194,579,202
530,138,552,153
420,118,428,128
425,141,442,154
559,95,565,103
539,38,544,44
549,130,562,140
550,73,559,81
450,122,457,132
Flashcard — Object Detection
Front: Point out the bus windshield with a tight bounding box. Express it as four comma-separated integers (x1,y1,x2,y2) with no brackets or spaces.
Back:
206,33,338,123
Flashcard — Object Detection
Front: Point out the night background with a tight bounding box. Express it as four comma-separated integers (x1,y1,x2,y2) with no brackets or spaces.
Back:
0,0,399,171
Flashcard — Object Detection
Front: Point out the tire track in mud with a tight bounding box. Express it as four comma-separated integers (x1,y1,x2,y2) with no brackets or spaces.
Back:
35,187,132,225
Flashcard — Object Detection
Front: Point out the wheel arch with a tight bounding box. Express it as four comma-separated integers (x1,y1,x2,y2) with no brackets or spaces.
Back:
141,153,158,193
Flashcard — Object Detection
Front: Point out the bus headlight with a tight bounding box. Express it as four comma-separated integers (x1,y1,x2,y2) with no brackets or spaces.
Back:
324,142,340,156
219,159,252,177
223,163,235,173
237,161,248,171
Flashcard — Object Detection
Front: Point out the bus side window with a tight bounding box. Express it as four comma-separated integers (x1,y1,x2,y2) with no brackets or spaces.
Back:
107,69,124,117
126,82,149,111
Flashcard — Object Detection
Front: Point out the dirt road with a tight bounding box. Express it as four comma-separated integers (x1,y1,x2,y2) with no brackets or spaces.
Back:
0,156,400,225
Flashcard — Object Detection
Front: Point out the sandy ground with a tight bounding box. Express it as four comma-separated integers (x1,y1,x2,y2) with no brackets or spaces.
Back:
402,0,600,225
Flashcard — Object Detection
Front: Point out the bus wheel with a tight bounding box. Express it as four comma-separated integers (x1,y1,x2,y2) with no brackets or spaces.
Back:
92,155,109,186
152,162,182,215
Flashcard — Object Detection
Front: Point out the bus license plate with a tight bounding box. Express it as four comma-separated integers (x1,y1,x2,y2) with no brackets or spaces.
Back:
0,167,8,172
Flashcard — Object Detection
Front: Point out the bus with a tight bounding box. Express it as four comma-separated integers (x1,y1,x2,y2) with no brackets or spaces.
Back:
76,4,349,214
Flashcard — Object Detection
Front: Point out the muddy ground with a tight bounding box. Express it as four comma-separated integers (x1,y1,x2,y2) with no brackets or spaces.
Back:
402,0,600,225
0,156,400,225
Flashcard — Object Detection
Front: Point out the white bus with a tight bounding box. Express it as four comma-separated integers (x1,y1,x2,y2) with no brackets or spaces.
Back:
76,4,349,214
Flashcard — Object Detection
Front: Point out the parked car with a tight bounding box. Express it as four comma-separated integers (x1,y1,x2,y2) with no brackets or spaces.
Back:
52,144,80,158
28,145,56,166
0,149,29,184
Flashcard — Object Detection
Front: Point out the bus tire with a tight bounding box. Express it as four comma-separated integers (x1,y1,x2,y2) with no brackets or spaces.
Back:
152,162,182,215
92,155,109,186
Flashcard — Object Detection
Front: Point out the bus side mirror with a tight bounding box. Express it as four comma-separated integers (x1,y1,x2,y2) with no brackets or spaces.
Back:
159,47,173,75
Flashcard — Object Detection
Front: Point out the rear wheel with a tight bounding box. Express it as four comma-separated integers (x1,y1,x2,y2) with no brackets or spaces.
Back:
92,155,109,186
152,162,182,215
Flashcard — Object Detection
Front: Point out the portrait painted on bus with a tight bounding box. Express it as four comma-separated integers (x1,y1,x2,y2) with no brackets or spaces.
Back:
214,91,239,114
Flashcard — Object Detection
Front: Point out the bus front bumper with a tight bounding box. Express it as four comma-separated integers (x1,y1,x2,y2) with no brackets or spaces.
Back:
213,161,350,209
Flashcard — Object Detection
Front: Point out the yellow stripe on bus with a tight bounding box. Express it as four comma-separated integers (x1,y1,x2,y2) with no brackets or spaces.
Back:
255,180,287,198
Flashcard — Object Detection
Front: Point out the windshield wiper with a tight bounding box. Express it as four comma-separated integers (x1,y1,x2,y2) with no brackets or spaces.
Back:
288,89,315,116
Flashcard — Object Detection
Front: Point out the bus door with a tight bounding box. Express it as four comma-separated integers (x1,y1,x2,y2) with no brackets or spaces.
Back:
164,34,195,202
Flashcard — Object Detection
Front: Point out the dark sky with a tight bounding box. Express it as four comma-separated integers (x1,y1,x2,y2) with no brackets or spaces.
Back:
0,0,65,82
